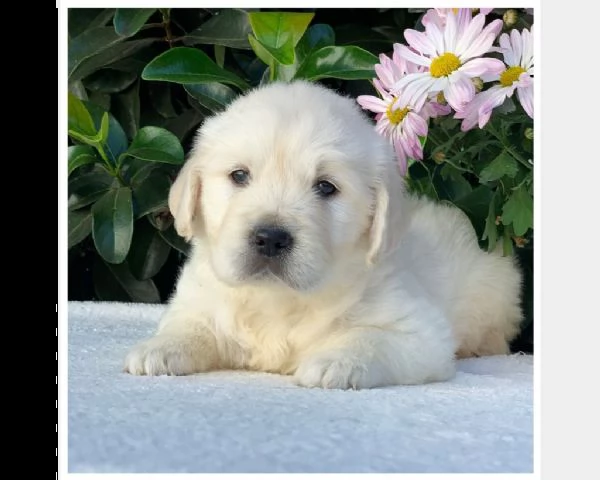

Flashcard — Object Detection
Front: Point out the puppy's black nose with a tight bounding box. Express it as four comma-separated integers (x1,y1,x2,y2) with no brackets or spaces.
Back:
254,226,293,257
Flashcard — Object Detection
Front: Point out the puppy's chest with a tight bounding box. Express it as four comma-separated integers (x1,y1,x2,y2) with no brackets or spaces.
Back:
222,298,329,373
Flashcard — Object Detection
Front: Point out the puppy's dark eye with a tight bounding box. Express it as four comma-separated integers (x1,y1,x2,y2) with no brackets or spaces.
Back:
314,180,338,197
230,169,250,186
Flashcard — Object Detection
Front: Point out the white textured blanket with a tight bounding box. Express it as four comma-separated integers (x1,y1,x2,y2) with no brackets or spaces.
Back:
67,301,533,473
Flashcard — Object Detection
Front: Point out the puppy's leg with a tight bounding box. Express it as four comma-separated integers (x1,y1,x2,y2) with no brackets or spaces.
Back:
124,308,219,376
294,307,456,389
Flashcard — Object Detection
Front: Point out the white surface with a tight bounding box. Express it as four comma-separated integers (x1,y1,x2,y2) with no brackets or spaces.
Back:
67,301,533,473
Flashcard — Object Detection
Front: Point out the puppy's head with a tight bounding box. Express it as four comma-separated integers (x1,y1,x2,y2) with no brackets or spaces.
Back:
169,81,401,291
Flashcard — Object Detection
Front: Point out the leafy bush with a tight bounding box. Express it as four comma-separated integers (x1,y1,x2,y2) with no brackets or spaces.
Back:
67,7,533,351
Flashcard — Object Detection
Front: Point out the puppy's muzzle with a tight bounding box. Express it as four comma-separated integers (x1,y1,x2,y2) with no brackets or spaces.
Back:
252,225,294,258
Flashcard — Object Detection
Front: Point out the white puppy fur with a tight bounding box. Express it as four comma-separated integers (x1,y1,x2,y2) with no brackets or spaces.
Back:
124,80,523,389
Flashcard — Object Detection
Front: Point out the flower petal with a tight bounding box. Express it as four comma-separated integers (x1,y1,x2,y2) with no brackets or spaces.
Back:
456,9,472,34
396,44,431,67
393,138,408,176
406,112,428,137
517,85,533,118
510,29,523,67
498,33,514,65
516,72,533,89
444,74,475,111
478,86,509,118
521,27,534,70
460,19,503,60
421,9,444,29
404,29,438,57
425,21,446,54
356,95,387,113
459,57,505,77
455,13,486,56
373,79,388,98
444,10,458,53
397,74,438,112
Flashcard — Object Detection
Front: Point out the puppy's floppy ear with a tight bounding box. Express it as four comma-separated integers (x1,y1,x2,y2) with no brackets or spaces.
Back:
366,179,389,265
168,159,202,241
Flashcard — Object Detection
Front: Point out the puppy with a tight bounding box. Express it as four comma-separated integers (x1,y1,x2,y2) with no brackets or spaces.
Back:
124,80,523,389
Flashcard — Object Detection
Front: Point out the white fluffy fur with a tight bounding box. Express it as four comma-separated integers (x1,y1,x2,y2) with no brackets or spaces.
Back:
124,81,523,389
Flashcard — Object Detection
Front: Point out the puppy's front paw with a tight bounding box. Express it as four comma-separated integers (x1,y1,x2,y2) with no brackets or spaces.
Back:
123,335,210,376
294,353,371,390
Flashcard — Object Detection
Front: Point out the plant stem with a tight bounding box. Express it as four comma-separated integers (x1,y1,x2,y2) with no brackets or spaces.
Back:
486,123,532,170
161,10,174,48
95,144,126,186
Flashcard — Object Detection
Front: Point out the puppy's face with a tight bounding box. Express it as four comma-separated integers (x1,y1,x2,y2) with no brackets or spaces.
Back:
169,82,395,291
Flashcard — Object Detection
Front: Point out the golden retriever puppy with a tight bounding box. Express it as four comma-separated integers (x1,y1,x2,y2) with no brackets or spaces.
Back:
124,80,523,389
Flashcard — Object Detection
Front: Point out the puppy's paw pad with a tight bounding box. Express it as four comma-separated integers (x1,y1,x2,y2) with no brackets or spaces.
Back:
294,355,368,390
123,336,198,376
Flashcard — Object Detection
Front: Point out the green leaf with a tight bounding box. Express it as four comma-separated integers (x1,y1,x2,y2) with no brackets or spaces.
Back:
479,151,519,183
127,126,184,165
93,257,161,303
68,209,93,249
184,83,237,113
296,24,335,61
502,186,533,236
132,169,171,218
114,8,156,37
214,45,226,68
248,12,314,65
83,69,138,93
248,33,295,66
159,226,191,256
184,9,252,49
482,191,501,251
127,220,172,280
160,109,204,142
453,185,494,222
68,145,98,176
68,9,116,38
148,83,178,119
294,46,378,81
98,112,110,144
142,47,250,90
91,187,134,264
112,80,140,140
68,167,114,210
68,27,125,80
435,164,472,201
70,38,157,83
85,103,129,163
267,23,336,82
68,93,96,138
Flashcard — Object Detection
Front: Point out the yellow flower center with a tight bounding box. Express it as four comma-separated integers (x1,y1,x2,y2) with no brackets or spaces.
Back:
386,98,409,125
500,66,527,87
430,52,461,78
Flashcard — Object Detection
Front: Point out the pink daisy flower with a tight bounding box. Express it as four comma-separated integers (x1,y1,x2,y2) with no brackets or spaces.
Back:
455,26,534,130
422,8,493,29
393,10,505,113
357,90,428,176
357,51,449,175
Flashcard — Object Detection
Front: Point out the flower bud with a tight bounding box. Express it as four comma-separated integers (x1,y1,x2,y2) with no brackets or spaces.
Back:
472,77,484,92
503,9,519,27
524,128,534,140
512,236,528,248
432,151,446,164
